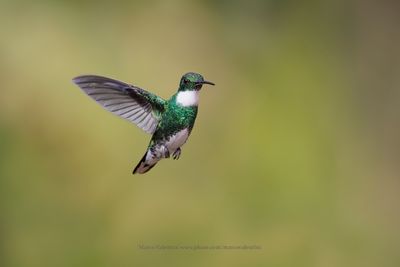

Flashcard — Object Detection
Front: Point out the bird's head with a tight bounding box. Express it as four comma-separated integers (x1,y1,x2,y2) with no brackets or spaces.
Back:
178,72,214,92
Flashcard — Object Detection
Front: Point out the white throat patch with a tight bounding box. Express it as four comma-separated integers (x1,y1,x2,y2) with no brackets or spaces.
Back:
176,91,199,107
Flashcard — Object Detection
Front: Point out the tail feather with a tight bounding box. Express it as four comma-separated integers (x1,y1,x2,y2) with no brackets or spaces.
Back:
133,151,158,174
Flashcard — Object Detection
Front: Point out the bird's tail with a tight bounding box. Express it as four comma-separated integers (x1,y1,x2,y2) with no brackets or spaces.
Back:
133,150,158,174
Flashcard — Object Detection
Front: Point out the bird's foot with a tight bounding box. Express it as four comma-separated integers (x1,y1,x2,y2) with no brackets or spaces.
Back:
172,148,181,160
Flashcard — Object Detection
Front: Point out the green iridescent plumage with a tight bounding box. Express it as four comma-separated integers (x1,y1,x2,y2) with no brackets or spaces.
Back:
150,94,198,146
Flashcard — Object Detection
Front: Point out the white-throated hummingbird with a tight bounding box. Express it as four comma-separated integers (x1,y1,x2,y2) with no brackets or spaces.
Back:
72,72,214,174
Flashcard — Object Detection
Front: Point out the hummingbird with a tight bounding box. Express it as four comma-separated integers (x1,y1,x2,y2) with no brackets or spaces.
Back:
72,72,214,174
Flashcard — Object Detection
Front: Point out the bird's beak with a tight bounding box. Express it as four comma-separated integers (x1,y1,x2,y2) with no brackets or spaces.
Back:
197,80,215,86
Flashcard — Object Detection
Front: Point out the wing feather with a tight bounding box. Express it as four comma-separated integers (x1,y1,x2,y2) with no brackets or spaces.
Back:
73,75,166,134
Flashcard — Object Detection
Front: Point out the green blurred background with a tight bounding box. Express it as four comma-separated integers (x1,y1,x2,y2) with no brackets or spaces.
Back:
1,0,399,266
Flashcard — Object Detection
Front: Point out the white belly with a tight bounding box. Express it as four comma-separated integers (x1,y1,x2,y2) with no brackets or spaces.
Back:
165,128,189,153
146,129,190,162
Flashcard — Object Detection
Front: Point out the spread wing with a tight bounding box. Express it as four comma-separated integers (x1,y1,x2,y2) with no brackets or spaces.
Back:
72,75,166,134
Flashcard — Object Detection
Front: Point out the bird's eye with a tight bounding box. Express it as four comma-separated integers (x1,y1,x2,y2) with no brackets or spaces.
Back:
183,78,189,84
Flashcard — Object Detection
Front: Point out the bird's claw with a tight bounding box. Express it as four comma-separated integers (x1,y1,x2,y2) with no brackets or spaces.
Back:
172,148,181,160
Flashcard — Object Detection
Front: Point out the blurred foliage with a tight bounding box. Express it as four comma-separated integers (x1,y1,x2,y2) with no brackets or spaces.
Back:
0,0,399,266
